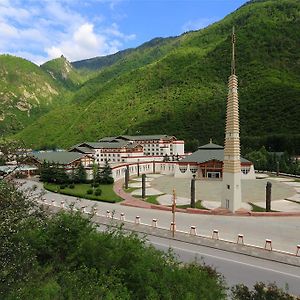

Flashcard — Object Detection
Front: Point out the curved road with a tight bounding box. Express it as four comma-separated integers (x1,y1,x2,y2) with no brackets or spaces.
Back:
21,179,300,295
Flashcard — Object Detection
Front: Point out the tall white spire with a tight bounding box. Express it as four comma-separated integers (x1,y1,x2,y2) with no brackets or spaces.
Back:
221,27,242,212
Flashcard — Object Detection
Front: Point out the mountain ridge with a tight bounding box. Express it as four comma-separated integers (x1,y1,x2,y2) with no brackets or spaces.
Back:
5,0,300,153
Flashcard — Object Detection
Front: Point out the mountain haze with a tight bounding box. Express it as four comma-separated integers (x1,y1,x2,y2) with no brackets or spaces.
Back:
9,0,300,152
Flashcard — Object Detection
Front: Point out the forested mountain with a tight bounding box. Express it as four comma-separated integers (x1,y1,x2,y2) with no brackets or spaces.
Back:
6,0,300,152
0,55,69,135
41,56,86,90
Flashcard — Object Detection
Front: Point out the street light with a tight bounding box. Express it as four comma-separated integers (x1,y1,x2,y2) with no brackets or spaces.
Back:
172,189,176,238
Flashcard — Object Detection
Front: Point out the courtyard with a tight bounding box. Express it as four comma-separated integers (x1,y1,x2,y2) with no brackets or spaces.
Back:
129,174,300,212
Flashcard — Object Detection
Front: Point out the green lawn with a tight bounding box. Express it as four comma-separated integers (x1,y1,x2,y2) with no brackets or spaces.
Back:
44,182,122,203
145,195,160,205
177,200,208,210
248,202,277,212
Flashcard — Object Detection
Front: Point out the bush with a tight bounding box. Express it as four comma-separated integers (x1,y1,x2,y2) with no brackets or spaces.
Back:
100,176,114,184
86,189,93,195
60,184,66,189
69,184,75,189
90,183,99,188
231,282,295,300
94,188,102,196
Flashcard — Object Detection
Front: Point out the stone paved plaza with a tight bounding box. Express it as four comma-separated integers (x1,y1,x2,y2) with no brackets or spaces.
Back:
145,175,300,211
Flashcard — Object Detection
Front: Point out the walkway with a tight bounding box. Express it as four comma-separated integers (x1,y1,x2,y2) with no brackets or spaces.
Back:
113,179,152,209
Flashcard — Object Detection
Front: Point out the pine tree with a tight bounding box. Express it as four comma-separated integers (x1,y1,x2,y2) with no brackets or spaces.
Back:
75,163,87,183
100,160,114,184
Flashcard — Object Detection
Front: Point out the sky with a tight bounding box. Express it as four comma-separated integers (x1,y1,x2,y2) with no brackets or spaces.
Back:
0,0,249,65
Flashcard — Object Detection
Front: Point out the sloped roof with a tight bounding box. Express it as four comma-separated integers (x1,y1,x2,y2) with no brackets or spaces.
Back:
76,141,141,149
181,142,251,164
31,151,86,165
198,142,224,150
100,134,175,142
98,137,119,142
70,146,95,154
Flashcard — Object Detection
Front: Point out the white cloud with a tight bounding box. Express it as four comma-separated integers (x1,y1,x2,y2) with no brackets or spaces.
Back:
0,21,18,38
0,0,135,64
104,23,136,41
9,50,48,65
182,17,217,32
45,23,121,62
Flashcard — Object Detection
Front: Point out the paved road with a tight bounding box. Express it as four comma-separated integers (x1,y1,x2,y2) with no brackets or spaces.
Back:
21,179,300,296
22,179,300,254
147,235,300,297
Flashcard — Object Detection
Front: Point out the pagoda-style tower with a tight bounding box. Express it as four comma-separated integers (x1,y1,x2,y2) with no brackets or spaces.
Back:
221,27,242,212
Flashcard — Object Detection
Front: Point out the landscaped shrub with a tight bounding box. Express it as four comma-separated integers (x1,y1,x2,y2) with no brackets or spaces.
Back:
100,176,114,184
90,183,99,188
69,184,75,189
86,189,93,195
60,184,66,189
95,188,102,196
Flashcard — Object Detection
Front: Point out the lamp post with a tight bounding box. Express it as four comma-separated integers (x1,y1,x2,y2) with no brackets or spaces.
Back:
172,189,176,238
137,159,140,177
276,161,279,176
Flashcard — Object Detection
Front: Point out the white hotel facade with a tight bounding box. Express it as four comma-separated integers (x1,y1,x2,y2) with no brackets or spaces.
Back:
68,135,255,181
69,135,185,166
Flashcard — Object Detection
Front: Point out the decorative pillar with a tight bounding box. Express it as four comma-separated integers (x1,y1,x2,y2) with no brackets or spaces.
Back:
124,166,129,189
142,174,146,199
190,174,196,208
266,181,272,212
137,160,140,177
222,27,242,212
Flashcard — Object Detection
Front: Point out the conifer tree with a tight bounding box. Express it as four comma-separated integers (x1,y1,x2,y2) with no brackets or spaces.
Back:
100,160,114,184
75,163,87,183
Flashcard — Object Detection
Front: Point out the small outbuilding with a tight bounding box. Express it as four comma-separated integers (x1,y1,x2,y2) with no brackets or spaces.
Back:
174,141,255,179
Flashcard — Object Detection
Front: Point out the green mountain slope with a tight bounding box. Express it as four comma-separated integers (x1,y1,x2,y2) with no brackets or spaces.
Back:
71,48,135,71
41,56,86,89
0,55,69,135
16,0,300,152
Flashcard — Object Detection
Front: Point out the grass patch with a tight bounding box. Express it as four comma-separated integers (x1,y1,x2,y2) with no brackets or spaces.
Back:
249,203,266,212
124,187,137,193
248,202,277,212
44,182,122,203
177,200,208,210
146,195,160,205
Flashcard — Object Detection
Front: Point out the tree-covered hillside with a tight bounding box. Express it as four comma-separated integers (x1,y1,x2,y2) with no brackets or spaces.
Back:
0,55,71,136
14,0,300,153
41,56,88,90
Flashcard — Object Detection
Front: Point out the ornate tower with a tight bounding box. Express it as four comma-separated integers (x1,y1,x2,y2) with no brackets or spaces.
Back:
221,27,242,212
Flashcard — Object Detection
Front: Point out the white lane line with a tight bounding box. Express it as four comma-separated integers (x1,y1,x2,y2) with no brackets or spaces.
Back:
151,242,300,279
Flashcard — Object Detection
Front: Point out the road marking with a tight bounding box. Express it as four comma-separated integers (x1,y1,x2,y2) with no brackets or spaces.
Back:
151,242,300,279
